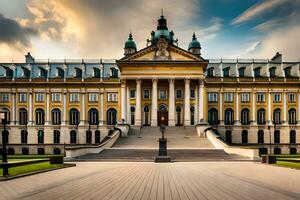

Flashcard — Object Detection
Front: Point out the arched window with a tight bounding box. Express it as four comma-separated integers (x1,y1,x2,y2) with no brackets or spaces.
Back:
53,148,61,155
290,130,296,144
208,108,218,125
69,108,80,125
159,104,168,112
51,108,61,125
107,108,117,125
241,108,249,125
223,67,230,77
37,130,44,144
21,130,28,144
57,67,64,78
274,147,281,155
288,108,297,124
207,68,214,77
95,130,101,144
22,148,29,155
257,130,264,144
130,106,135,125
274,130,280,144
257,109,266,125
53,130,60,144
37,148,45,155
70,130,77,144
2,130,9,144
225,130,232,144
1,108,10,124
93,68,100,78
241,130,248,144
273,108,281,124
144,106,150,126
19,108,28,125
88,108,99,125
190,106,195,125
75,68,82,78
35,108,45,125
224,108,234,125
86,130,92,144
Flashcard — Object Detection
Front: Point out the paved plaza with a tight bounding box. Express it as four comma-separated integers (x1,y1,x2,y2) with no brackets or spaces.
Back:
0,162,300,200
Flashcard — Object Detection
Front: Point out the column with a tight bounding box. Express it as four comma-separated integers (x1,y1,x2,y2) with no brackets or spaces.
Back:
29,92,33,125
80,92,85,125
184,79,191,126
283,91,287,125
198,80,204,123
252,91,257,125
121,81,127,123
168,79,175,126
151,79,158,126
297,92,300,125
62,92,67,125
45,91,50,125
135,80,142,126
195,85,198,125
12,92,16,125
235,91,240,125
99,92,104,125
126,86,131,124
267,91,272,125
219,91,223,125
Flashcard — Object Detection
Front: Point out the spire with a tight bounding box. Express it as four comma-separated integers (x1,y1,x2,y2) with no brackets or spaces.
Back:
157,10,168,30
161,8,164,17
192,32,196,40
128,32,133,40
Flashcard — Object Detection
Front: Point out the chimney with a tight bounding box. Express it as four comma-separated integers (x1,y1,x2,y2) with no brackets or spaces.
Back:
25,52,35,63
271,52,282,62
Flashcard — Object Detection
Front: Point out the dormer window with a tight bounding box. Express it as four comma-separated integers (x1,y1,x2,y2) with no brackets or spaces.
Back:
207,68,214,77
238,67,245,77
111,68,118,78
284,67,291,77
21,67,30,78
39,67,47,78
269,67,276,77
223,67,230,78
93,67,101,78
75,68,82,78
57,67,64,78
254,67,261,77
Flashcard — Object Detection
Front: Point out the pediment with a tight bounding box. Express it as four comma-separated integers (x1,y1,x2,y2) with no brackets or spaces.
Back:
119,38,206,62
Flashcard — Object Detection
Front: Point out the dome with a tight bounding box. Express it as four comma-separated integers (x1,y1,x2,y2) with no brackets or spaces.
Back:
188,33,201,50
124,33,137,49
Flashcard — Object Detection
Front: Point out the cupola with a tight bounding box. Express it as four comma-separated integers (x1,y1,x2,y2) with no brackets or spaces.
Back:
188,33,201,56
124,32,137,56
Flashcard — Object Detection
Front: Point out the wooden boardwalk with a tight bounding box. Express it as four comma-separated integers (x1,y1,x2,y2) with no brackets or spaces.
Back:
0,162,300,200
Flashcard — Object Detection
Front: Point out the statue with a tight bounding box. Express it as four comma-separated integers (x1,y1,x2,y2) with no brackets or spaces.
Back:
154,38,171,61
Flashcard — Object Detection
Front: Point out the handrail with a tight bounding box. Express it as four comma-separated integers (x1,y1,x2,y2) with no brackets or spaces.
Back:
0,159,49,169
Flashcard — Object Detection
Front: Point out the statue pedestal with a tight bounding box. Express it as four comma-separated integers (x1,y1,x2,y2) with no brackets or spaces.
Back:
155,138,171,162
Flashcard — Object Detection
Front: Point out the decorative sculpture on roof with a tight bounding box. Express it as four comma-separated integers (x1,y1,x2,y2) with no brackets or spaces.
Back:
154,38,171,61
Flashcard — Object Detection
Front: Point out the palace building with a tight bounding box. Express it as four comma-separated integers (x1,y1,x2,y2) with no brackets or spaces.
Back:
0,14,299,156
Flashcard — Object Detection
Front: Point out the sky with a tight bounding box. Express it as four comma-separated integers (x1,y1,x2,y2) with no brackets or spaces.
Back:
0,0,299,62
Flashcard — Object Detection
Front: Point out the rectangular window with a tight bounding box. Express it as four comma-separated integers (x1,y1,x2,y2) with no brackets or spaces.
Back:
273,93,281,102
70,93,80,102
208,93,218,102
35,93,44,102
19,93,27,102
190,89,195,98
176,90,182,99
224,93,233,102
130,90,136,99
143,90,150,99
0,93,10,102
159,90,167,99
241,93,250,102
257,93,265,102
88,93,98,102
51,93,61,102
108,93,118,102
288,93,296,102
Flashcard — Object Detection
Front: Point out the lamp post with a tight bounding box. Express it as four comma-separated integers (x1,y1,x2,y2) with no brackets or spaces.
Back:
0,111,9,176
155,116,171,162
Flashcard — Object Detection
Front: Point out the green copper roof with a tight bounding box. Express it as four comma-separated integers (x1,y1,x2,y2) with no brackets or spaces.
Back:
124,33,137,49
188,33,201,50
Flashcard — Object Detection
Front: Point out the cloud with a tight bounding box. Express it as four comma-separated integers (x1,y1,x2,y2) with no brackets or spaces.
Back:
232,0,289,25
0,13,37,50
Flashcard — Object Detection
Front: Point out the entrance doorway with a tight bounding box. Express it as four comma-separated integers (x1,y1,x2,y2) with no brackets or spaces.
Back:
158,104,168,126
176,105,183,126
144,106,150,126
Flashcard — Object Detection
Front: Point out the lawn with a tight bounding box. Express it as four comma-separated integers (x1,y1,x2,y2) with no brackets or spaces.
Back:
0,161,63,176
276,161,300,170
